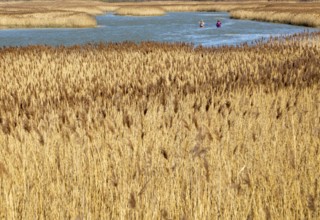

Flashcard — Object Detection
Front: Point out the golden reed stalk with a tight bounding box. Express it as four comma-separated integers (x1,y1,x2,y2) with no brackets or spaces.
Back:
0,32,319,219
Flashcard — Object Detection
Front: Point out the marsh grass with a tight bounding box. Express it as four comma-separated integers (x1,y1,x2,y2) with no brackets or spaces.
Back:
0,32,319,219
230,8,320,27
0,0,106,28
0,11,96,28
115,6,166,16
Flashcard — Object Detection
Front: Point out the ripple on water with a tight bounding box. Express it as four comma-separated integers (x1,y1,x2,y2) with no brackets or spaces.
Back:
0,12,318,47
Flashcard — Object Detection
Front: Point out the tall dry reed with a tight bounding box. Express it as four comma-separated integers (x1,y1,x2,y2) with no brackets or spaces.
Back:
230,9,320,27
0,11,96,28
0,0,108,28
115,6,166,16
0,32,319,219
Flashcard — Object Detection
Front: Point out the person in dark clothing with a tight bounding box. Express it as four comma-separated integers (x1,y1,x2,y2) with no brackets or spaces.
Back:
199,19,205,28
216,20,222,28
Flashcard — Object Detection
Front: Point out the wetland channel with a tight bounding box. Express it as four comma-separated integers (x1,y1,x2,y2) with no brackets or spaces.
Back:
0,12,318,47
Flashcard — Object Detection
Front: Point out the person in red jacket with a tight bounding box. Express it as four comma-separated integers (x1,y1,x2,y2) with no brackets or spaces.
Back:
216,20,222,28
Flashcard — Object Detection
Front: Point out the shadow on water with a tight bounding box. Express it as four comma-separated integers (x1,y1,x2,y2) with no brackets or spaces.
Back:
0,12,318,47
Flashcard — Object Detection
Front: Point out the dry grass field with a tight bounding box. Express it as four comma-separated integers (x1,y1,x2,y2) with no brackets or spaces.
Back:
0,1,320,28
0,32,319,219
230,2,320,27
0,0,114,28
115,6,166,16
0,11,97,29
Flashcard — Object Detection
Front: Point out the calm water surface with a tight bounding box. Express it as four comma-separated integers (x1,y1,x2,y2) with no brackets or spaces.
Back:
0,12,317,47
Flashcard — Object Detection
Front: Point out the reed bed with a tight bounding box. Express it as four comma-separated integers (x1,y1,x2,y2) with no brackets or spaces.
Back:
0,1,111,15
0,11,96,28
0,32,319,219
160,2,263,12
230,5,320,27
110,1,264,13
115,6,166,16
0,0,108,28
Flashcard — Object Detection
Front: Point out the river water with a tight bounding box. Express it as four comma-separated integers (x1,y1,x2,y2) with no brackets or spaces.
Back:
0,12,317,47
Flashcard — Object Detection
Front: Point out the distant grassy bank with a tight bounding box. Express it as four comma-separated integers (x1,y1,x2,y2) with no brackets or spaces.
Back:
0,11,97,29
0,1,114,28
229,2,320,27
0,1,320,28
114,6,166,16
